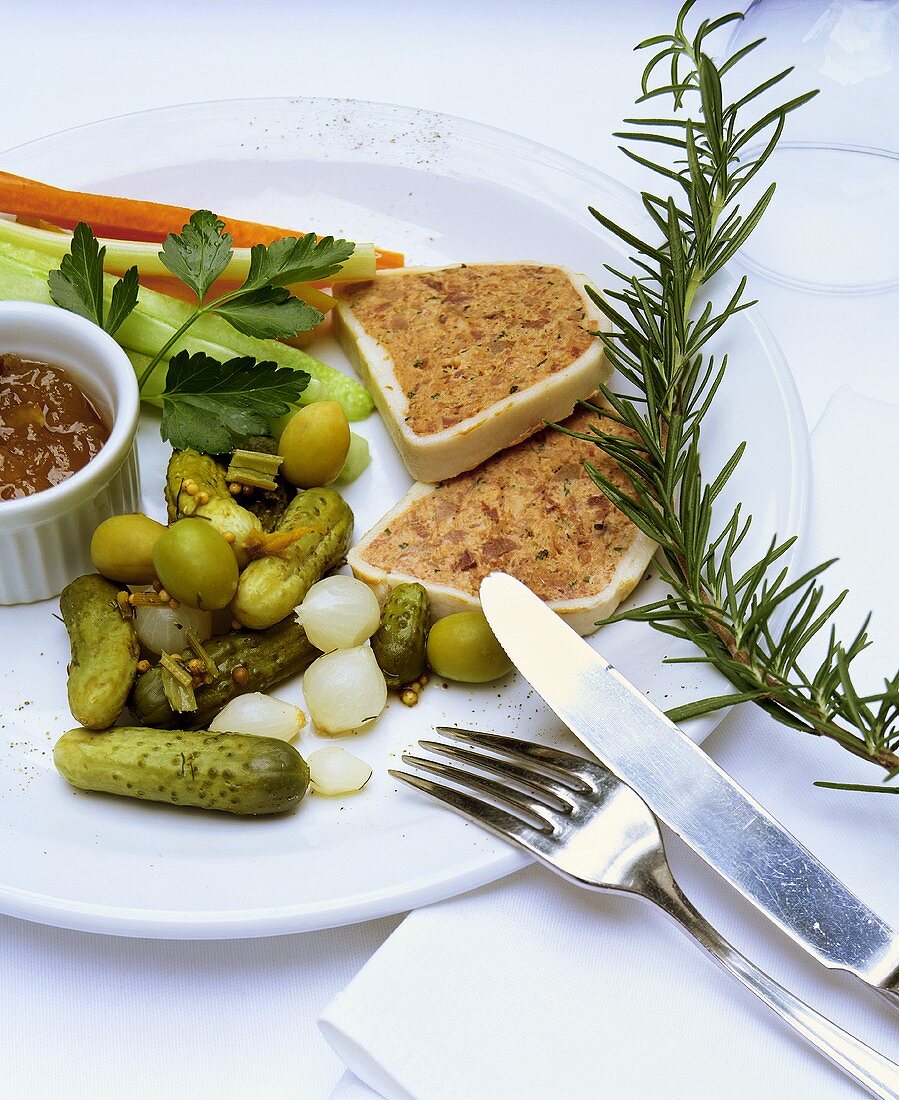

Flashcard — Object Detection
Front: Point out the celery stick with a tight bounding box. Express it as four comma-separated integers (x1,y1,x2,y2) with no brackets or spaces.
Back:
329,242,376,282
113,280,371,420
0,242,373,421
0,238,67,275
0,217,377,284
0,249,55,306
334,433,372,485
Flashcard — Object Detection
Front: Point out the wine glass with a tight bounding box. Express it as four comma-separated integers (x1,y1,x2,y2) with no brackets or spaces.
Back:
725,0,899,293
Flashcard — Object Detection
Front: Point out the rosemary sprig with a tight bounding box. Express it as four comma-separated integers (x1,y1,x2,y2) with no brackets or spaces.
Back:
578,1,899,793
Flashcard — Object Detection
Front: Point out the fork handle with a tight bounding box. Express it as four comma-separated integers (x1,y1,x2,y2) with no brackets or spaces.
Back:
645,875,899,1099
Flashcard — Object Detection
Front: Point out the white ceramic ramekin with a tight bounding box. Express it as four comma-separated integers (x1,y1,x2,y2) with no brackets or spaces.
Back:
0,302,141,604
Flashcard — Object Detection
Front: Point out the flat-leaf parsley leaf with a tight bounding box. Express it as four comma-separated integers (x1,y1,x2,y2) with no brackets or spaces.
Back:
159,210,234,301
213,285,320,341
160,350,309,453
48,222,138,336
243,233,355,290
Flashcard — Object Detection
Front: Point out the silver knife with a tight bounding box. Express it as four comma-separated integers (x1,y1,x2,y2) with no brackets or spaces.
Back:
479,571,899,1007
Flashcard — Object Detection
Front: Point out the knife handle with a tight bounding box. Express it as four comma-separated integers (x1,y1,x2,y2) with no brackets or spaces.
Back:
649,878,899,1098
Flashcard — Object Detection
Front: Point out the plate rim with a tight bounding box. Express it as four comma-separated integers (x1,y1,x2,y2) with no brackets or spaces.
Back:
0,95,811,937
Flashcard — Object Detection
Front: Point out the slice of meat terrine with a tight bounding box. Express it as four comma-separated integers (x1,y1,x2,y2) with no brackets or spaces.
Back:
347,404,657,636
334,263,610,483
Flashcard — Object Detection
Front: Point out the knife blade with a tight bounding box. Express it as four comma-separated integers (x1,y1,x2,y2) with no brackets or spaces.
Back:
480,571,899,1004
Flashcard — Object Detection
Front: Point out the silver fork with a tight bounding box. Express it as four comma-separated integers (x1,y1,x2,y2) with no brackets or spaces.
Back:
392,728,899,1099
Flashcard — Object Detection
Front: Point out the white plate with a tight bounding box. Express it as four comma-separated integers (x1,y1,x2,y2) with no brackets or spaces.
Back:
0,98,810,938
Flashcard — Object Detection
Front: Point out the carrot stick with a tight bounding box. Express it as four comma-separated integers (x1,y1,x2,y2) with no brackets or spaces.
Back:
0,170,404,268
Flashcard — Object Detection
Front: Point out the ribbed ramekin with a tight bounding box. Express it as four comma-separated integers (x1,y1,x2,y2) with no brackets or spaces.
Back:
0,302,141,604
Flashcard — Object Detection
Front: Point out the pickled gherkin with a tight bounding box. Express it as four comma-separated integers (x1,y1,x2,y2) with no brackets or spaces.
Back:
165,448,262,566
130,615,320,729
372,582,430,688
54,726,309,815
246,482,291,533
60,574,140,730
231,488,353,630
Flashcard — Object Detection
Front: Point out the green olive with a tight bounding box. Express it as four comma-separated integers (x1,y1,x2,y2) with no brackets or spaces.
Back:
278,401,351,488
90,513,166,584
151,519,239,611
426,611,513,683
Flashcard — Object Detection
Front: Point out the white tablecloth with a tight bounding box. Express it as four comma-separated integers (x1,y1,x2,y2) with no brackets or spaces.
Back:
2,2,896,1097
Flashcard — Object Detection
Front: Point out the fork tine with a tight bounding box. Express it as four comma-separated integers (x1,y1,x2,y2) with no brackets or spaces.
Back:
418,739,578,811
402,753,561,831
436,726,600,790
389,768,548,854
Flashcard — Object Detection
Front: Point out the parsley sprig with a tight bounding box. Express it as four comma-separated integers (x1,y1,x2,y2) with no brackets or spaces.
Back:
575,2,898,792
159,351,304,454
147,211,353,373
49,212,355,452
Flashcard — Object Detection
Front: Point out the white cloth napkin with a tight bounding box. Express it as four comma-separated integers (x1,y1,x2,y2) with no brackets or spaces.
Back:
319,388,899,1100
0,914,401,1100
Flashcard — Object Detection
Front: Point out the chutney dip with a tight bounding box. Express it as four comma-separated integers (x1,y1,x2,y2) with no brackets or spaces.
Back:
0,354,108,500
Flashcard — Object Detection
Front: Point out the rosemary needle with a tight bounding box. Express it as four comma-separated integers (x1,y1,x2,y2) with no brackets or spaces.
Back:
574,1,898,793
